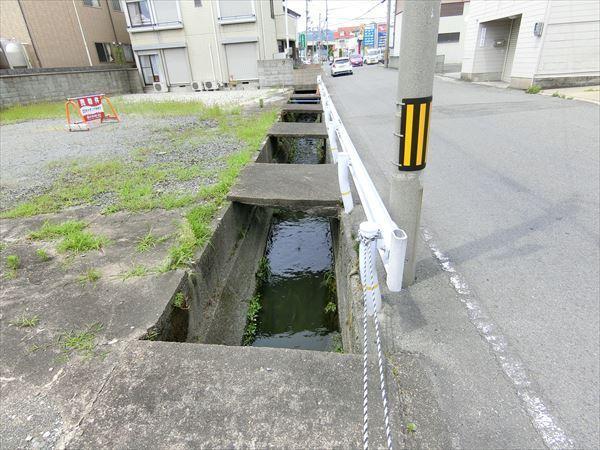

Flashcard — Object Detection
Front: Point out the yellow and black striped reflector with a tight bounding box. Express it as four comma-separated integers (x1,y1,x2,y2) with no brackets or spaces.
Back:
399,96,432,171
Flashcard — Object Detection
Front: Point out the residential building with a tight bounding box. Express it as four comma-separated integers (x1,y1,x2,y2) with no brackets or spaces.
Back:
393,0,469,72
122,0,298,91
461,0,599,88
0,0,132,68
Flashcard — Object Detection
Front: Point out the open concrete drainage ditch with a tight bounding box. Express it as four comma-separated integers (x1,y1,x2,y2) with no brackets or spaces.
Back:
142,87,363,354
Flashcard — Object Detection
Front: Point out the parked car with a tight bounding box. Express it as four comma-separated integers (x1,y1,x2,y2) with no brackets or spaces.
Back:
349,54,363,67
331,57,353,77
365,48,381,65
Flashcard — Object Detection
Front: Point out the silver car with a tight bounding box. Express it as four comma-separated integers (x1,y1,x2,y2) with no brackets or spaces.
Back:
331,57,353,77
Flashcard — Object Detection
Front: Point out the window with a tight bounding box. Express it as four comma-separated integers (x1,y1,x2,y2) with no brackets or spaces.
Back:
111,0,122,11
218,0,254,21
438,32,460,43
153,0,180,24
139,54,160,85
194,0,202,6
440,2,464,17
83,0,100,6
95,42,113,62
126,0,152,26
122,44,134,62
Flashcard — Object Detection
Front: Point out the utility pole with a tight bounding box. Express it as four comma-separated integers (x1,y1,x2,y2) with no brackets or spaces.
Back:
389,0,440,287
384,0,392,68
305,0,309,59
284,0,290,55
325,0,328,60
318,12,322,62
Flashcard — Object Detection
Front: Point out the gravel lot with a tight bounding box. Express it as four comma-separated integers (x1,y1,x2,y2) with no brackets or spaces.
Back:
0,115,239,210
0,89,285,211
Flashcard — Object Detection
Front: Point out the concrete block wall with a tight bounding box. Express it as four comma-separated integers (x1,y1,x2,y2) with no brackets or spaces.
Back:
292,65,322,86
0,68,143,108
258,59,294,88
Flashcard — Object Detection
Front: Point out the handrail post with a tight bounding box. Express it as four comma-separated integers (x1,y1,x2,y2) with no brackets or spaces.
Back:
337,153,354,213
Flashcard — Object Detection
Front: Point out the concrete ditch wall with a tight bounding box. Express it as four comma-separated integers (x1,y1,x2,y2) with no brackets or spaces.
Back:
0,67,143,107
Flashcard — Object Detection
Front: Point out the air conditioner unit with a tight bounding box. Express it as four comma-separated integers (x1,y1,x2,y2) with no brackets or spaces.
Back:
152,82,168,92
203,80,220,91
191,81,202,91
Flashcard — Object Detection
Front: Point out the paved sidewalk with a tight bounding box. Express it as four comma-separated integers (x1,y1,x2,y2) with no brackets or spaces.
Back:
540,85,600,104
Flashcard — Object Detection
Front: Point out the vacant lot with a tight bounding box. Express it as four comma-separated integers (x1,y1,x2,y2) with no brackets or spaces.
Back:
0,91,281,447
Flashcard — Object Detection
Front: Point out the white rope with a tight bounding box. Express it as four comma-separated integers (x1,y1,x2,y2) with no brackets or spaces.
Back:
362,259,370,450
360,232,394,450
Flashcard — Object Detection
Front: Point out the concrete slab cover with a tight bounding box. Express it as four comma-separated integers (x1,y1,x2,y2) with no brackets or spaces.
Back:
70,342,370,448
228,163,340,213
268,121,328,139
281,103,324,114
290,93,321,100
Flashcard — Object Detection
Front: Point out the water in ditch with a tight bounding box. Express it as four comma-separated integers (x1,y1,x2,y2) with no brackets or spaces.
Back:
279,113,324,164
250,112,339,351
252,212,340,352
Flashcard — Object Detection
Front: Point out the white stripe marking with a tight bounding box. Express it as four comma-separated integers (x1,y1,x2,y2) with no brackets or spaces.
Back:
422,228,575,449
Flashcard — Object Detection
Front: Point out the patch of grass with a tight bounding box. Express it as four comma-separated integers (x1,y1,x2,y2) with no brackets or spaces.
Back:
11,314,40,328
0,101,65,125
172,292,187,309
29,220,107,253
6,254,20,270
406,422,417,433
59,322,103,360
144,328,160,341
331,332,344,353
36,248,51,261
584,87,599,92
170,165,205,181
164,220,197,270
119,264,150,280
58,230,107,253
78,268,101,284
526,85,541,94
136,229,169,253
29,220,87,240
242,295,262,346
256,256,271,288
324,301,337,314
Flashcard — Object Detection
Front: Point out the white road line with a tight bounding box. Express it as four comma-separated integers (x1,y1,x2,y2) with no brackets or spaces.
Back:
421,227,576,449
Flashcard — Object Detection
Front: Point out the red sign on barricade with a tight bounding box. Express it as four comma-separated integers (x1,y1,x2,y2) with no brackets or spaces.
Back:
65,93,119,131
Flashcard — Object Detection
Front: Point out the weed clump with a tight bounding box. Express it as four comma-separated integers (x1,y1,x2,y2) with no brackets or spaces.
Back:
11,314,40,328
242,295,262,346
29,220,107,253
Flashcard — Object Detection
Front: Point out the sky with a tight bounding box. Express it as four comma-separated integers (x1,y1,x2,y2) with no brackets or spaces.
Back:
285,0,391,32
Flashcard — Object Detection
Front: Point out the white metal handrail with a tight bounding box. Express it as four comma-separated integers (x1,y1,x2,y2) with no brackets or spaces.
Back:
318,76,407,291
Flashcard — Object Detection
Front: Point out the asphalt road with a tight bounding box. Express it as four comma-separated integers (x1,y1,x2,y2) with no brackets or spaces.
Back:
325,65,599,448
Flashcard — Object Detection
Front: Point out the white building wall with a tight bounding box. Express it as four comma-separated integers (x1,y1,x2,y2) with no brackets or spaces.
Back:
437,3,469,65
536,0,600,77
462,0,548,78
392,2,469,67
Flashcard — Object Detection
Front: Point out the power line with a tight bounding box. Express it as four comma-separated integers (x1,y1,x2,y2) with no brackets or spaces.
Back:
352,0,385,20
